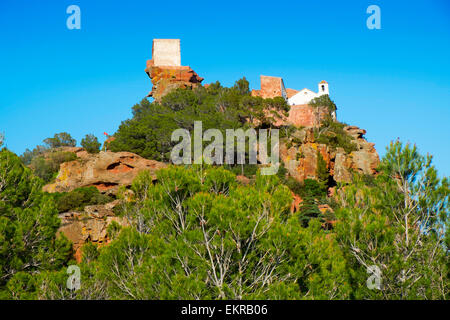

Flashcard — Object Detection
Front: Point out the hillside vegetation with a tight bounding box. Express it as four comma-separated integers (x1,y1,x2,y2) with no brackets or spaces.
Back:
0,79,448,300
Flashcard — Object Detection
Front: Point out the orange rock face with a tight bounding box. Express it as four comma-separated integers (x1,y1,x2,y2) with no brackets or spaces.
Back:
57,201,128,262
290,193,303,213
43,150,166,194
280,126,380,184
145,59,203,101
44,150,166,262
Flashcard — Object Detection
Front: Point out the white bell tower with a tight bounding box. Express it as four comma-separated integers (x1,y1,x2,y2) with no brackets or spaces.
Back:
318,80,329,96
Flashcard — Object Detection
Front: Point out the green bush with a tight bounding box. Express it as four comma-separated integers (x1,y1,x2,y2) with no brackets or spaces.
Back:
309,94,337,112
298,196,322,227
52,186,113,213
283,177,327,199
44,132,76,148
0,150,72,294
223,164,258,178
30,151,77,183
315,117,357,153
20,145,48,165
81,134,101,154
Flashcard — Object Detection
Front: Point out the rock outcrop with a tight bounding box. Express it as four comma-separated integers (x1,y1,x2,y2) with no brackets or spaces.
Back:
58,200,128,262
280,126,379,184
43,149,166,262
43,151,166,194
145,59,204,101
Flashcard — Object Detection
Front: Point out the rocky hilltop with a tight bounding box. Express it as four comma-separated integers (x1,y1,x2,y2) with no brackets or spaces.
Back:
45,120,379,262
41,39,380,261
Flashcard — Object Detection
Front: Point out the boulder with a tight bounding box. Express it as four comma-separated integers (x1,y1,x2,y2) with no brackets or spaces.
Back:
43,151,166,194
145,60,203,101
333,149,353,183
57,200,128,262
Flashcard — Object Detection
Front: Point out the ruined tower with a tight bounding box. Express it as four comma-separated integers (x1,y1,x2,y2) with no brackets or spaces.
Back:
152,39,181,67
145,39,203,101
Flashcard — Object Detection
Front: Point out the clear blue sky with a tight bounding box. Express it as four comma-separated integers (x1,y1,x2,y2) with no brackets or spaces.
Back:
1,0,449,176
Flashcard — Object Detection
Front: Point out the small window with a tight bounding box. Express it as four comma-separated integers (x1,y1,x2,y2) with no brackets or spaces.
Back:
321,85,325,91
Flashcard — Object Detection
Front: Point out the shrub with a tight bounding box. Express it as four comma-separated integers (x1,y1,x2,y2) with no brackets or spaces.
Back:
317,151,330,190
44,132,76,148
309,94,337,112
30,151,77,183
315,117,357,153
283,177,327,199
20,145,48,165
52,186,113,213
224,164,258,178
81,134,101,154
298,196,322,227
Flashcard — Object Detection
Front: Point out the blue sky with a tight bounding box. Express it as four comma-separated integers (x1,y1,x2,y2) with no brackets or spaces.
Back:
1,0,449,176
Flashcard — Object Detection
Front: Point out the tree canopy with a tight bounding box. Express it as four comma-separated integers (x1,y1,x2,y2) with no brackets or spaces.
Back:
109,79,290,162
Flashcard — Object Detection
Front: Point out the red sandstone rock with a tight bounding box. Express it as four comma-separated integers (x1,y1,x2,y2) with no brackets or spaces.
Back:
43,151,166,194
280,126,379,185
236,175,251,185
145,60,203,101
290,193,303,213
57,200,128,262
45,150,166,262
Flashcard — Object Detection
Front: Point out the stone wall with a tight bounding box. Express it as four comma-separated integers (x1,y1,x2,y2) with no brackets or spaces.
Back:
269,104,330,128
286,104,329,127
251,75,286,99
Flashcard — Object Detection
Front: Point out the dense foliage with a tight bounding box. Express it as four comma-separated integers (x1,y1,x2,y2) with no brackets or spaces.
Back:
335,141,449,299
1,140,447,300
314,116,357,153
29,151,77,183
20,133,79,183
309,94,337,112
1,82,448,300
0,150,72,299
51,187,113,213
109,79,289,162
43,132,76,149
